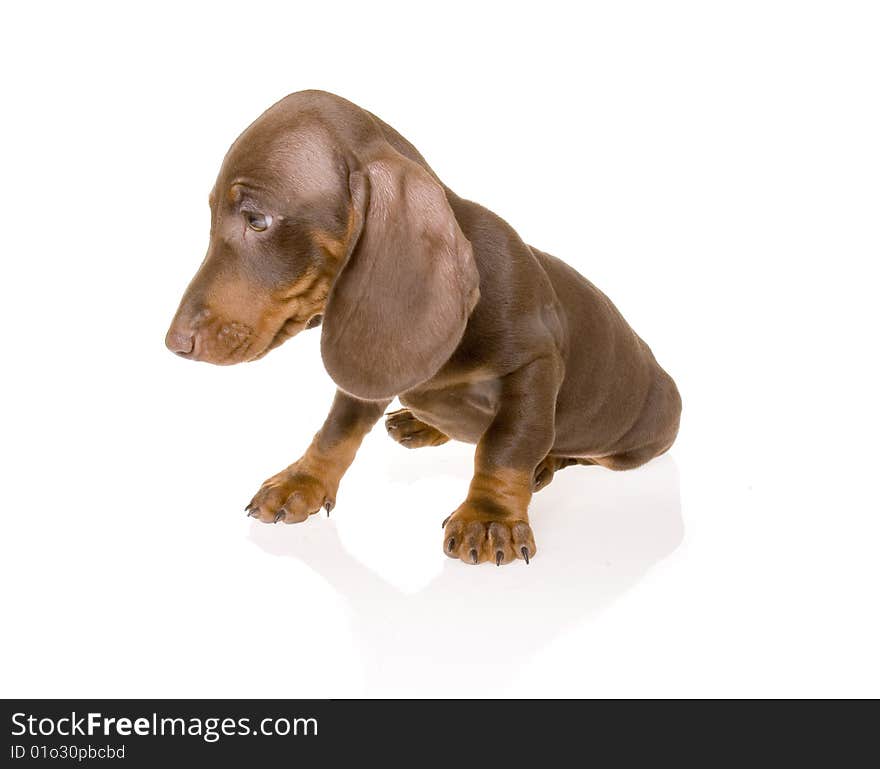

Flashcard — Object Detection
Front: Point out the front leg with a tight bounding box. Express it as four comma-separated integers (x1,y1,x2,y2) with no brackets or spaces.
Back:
443,356,562,565
246,390,389,524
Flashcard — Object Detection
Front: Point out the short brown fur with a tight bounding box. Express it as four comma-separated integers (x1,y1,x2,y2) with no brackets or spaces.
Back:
166,90,682,566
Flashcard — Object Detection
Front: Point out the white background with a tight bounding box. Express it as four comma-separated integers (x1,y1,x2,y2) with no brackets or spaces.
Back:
1,1,878,698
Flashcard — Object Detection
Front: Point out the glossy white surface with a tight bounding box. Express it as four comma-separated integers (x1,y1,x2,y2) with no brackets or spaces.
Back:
1,1,878,697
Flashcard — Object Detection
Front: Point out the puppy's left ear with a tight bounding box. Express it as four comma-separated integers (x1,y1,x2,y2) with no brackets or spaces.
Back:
321,154,480,400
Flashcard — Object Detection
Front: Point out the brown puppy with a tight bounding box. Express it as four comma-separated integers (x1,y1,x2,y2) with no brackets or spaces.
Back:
166,90,681,566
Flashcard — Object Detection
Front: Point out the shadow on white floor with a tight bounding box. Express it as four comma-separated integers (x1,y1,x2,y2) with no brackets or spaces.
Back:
250,453,683,696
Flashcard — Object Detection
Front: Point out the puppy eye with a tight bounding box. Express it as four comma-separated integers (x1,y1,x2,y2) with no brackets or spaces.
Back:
244,211,272,232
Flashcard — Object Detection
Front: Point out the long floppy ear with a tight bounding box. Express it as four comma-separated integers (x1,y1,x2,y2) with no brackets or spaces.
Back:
321,154,480,400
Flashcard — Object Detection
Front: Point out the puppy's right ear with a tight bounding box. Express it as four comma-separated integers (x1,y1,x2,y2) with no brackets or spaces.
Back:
321,154,480,400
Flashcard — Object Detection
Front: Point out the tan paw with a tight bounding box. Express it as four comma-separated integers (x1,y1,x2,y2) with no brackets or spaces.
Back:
245,462,336,524
441,500,536,566
385,409,449,449
532,456,592,492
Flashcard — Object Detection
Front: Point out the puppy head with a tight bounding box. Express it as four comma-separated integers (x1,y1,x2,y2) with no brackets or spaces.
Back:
167,94,479,399
165,113,354,364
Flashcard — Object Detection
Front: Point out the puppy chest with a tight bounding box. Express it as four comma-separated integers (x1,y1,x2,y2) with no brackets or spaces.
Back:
400,380,501,444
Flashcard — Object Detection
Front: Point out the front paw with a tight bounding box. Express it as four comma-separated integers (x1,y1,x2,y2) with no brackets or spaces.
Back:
245,463,336,524
441,500,536,566
385,409,449,448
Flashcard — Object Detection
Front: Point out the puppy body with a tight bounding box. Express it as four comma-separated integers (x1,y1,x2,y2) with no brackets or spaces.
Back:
166,90,681,565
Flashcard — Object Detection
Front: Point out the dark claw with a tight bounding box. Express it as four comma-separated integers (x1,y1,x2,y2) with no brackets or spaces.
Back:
496,550,503,566
447,537,456,552
324,501,334,517
441,514,451,529
247,509,259,518
274,509,287,523
521,546,530,565
470,548,478,564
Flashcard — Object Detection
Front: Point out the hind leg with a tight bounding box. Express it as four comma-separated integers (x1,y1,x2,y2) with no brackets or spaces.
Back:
532,455,596,491
385,409,450,449
592,439,674,471
532,441,669,487
591,369,681,472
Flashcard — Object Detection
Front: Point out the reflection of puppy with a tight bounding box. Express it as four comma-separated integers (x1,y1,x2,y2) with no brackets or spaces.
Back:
249,456,684,696
166,90,681,566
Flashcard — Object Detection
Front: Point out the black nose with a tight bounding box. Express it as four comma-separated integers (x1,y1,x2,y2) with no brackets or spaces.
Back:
165,328,195,356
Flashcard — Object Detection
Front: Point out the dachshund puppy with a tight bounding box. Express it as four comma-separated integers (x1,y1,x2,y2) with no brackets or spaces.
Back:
166,90,681,566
